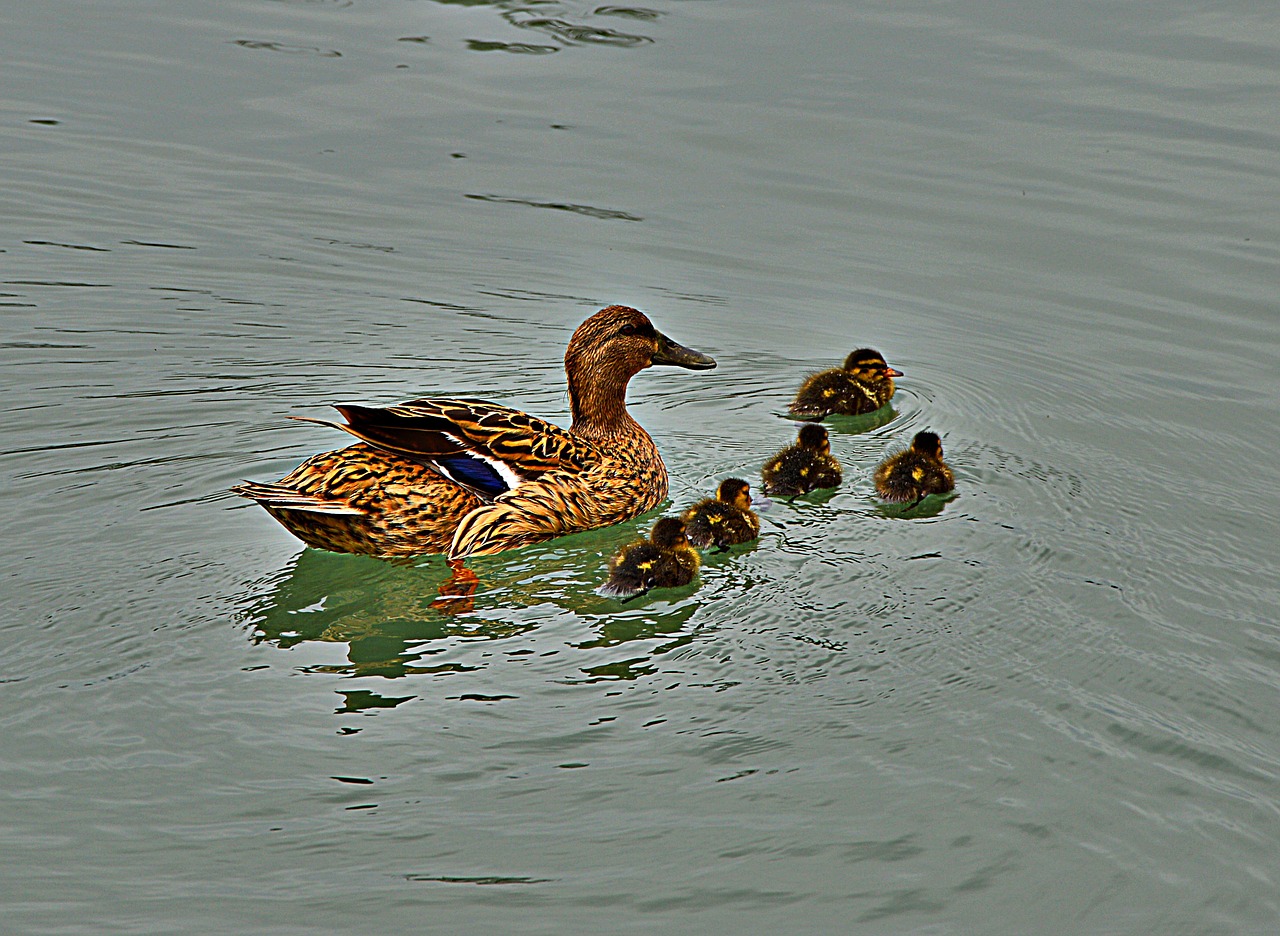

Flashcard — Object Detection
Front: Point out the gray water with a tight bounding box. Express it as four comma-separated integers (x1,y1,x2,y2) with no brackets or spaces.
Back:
4,0,1279,932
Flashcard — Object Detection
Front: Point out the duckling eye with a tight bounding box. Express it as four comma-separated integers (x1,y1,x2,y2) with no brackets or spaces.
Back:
619,323,637,336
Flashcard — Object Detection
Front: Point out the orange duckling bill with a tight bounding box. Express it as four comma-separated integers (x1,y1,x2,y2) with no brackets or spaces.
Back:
681,478,762,552
761,424,843,498
873,431,955,507
232,305,715,559
601,517,701,599
787,348,902,420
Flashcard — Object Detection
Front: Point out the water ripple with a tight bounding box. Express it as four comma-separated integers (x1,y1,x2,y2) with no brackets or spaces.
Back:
464,193,642,221
511,17,653,48
464,40,559,55
231,39,342,57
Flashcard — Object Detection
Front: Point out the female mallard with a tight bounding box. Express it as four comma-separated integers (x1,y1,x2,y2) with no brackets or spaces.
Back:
681,478,761,551
601,517,701,598
761,424,842,498
232,305,716,559
873,430,955,507
787,348,902,419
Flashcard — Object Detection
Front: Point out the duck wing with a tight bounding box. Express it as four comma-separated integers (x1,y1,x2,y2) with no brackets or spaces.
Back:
292,397,597,501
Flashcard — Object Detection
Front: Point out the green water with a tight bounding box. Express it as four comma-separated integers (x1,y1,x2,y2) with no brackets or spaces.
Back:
4,0,1279,932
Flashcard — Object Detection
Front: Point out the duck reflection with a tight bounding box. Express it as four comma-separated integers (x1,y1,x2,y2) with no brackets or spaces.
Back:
240,549,524,677
336,690,415,715
238,519,706,679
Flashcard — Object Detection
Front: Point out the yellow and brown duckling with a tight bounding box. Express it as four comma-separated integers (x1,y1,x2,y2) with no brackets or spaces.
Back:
681,478,761,552
761,424,842,498
873,431,955,507
787,348,902,420
232,305,715,559
601,517,701,599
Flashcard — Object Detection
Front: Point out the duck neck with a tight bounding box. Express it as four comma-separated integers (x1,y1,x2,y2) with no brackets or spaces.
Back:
569,370,641,439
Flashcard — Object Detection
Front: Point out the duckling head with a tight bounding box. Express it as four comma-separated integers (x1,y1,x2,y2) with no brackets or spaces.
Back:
911,431,944,460
842,348,903,381
717,477,753,512
797,423,830,455
650,516,689,549
565,305,716,426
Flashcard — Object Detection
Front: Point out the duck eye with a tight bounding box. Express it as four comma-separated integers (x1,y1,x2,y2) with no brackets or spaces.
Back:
620,323,637,336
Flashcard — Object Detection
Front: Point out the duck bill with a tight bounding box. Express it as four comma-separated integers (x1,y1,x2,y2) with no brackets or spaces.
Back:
652,331,717,370
886,366,904,377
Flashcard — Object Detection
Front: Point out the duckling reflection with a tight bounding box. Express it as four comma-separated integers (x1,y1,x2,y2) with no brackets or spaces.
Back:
761,424,843,498
681,478,761,552
873,430,955,508
788,348,902,420
601,517,700,600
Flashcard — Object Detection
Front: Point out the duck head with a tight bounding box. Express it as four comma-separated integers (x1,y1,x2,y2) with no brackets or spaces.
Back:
565,305,715,429
912,431,944,460
797,423,831,455
717,477,753,513
650,516,690,548
842,348,903,381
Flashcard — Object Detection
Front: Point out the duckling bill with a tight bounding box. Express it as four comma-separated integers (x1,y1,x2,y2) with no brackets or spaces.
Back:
681,478,761,551
761,424,842,498
601,517,700,599
788,348,901,420
873,431,955,507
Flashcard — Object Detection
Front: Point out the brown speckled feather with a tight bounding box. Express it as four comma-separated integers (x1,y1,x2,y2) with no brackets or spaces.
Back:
323,398,596,476
232,305,715,559
233,443,483,557
449,433,668,557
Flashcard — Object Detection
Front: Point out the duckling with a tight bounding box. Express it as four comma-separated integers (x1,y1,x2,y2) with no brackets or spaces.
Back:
873,431,955,507
788,348,902,419
601,517,701,599
761,424,843,498
681,478,761,552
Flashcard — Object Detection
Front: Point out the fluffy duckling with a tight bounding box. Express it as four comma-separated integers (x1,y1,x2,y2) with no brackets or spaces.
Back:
873,431,955,507
601,517,701,599
681,478,762,552
788,348,902,419
761,424,843,498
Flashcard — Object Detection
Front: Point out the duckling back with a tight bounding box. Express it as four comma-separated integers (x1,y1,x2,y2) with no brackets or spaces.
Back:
602,540,666,596
602,517,700,597
761,425,843,497
873,431,955,503
681,478,761,549
653,539,700,589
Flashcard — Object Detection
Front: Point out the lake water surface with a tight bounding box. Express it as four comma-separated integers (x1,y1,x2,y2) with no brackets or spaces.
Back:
4,0,1279,932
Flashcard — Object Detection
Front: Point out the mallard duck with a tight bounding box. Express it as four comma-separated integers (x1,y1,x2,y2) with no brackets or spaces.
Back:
232,305,716,559
681,478,761,551
787,348,902,419
761,424,842,497
600,517,700,598
873,431,955,506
